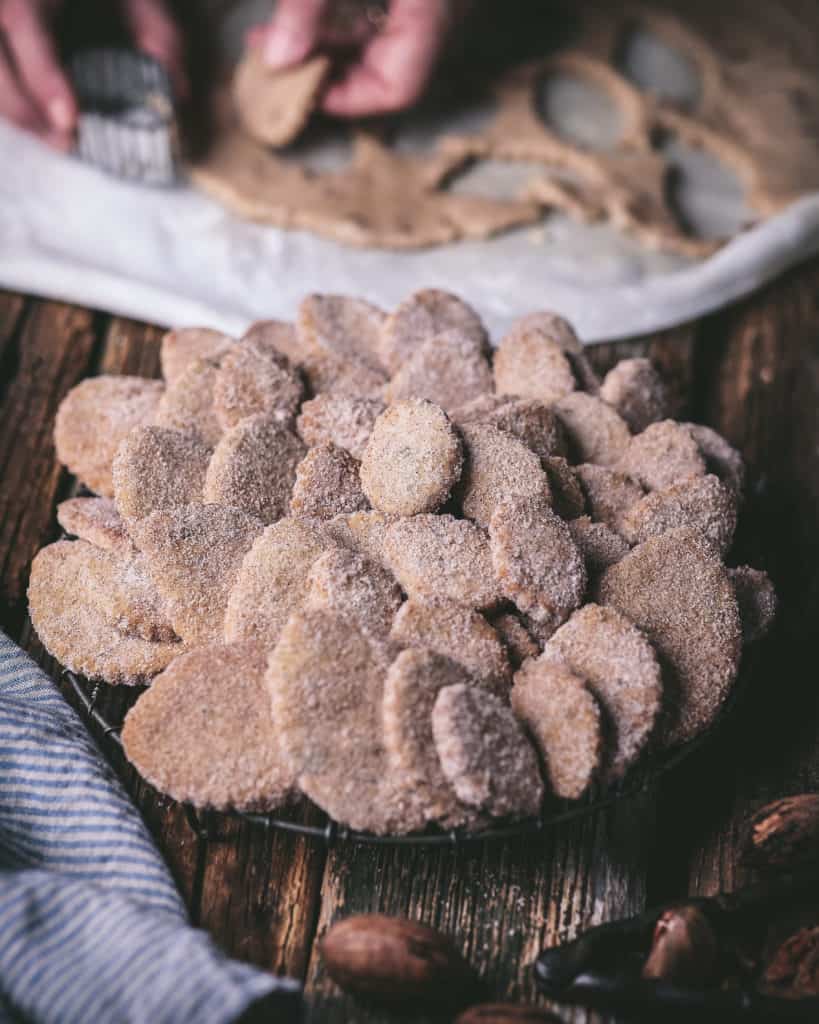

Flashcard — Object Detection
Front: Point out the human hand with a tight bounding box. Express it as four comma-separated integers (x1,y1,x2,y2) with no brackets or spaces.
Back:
0,0,186,150
257,0,471,118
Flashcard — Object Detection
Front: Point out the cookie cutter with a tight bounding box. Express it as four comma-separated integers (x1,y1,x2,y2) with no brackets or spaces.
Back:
64,653,749,847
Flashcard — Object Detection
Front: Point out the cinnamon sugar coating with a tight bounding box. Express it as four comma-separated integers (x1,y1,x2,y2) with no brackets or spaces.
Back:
620,474,737,555
361,400,463,516
113,426,211,523
379,289,487,375
554,393,631,467
493,323,577,404
56,497,132,554
457,423,550,527
268,608,424,834
600,358,669,433
385,329,493,413
28,540,181,685
213,333,303,428
54,376,164,497
160,327,235,385
123,642,294,811
511,658,601,799
545,604,663,779
296,393,384,459
290,443,368,520
432,684,544,819
204,415,306,525
618,420,706,492
383,514,501,610
154,357,224,447
598,527,741,745
305,546,402,643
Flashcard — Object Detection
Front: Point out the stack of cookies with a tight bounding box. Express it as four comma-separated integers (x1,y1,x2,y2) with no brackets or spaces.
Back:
29,291,776,834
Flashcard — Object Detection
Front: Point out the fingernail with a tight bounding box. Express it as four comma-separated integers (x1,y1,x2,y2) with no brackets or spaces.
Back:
263,29,298,68
48,97,73,133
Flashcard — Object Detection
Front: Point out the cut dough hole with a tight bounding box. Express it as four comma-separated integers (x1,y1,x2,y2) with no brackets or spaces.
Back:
446,159,548,201
537,71,624,151
659,135,752,240
391,93,498,155
616,24,701,110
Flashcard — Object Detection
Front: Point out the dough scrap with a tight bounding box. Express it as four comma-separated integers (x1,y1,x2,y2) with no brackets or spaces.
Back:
204,415,306,525
112,426,211,523
132,503,263,646
268,607,424,834
383,514,501,610
598,527,741,746
54,376,163,497
545,604,663,779
224,516,332,645
432,684,544,819
56,497,132,554
123,642,294,811
511,658,601,799
361,400,463,516
233,51,330,148
28,540,181,685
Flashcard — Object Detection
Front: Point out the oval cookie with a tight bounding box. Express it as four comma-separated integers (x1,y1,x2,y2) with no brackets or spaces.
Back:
113,426,212,523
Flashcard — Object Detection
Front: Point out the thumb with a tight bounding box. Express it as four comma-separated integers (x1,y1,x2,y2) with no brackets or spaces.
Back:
261,0,330,69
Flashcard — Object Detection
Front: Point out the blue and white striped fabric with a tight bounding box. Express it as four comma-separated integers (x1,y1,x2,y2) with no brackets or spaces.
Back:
0,633,301,1024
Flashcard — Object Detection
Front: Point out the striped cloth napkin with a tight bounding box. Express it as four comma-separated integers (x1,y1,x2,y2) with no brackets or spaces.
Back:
0,632,301,1024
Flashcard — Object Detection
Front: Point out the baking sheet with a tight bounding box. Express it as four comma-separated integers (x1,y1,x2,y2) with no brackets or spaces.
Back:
1,0,819,344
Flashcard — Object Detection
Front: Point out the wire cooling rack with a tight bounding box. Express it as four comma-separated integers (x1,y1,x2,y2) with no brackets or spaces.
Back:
64,659,749,847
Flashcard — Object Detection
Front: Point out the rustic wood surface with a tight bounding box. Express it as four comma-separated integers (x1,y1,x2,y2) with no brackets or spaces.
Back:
0,262,817,1022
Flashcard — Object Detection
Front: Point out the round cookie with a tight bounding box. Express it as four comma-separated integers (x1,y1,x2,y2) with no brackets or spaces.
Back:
383,514,501,610
457,423,550,528
305,546,403,643
598,527,742,745
131,503,263,646
56,497,132,554
568,516,630,572
511,658,602,799
620,474,737,556
28,540,181,685
432,684,544,819
360,400,463,516
160,327,235,385
489,495,586,629
554,393,631,467
54,376,164,497
122,642,294,811
290,443,369,520
488,611,541,669
325,510,395,570
684,423,746,498
730,566,777,645
575,463,644,532
297,393,385,460
385,330,494,413
241,319,304,369
204,415,306,525
113,426,212,522
545,604,663,779
504,312,599,392
224,516,332,645
154,357,223,447
618,420,706,492
379,289,487,374
213,334,303,429
382,649,487,829
493,323,577,404
600,358,669,434
482,399,569,462
390,599,512,696
268,607,424,834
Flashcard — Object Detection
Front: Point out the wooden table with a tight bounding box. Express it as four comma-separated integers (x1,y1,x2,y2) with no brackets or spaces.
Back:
1,263,818,1023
